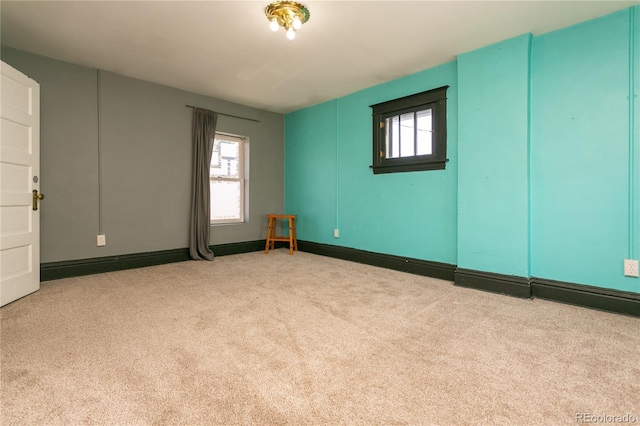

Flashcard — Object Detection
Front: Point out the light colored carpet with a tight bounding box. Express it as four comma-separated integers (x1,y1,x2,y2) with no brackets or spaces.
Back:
1,249,639,425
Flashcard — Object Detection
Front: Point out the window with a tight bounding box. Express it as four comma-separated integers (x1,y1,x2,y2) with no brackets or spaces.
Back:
370,86,448,174
210,133,247,223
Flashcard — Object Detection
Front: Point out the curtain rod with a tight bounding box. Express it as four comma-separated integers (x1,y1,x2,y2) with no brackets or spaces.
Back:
185,105,260,123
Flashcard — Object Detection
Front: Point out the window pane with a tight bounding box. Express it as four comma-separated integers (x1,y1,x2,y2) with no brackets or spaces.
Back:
400,113,415,157
211,139,240,178
416,109,433,155
210,180,241,221
386,116,400,158
385,117,390,158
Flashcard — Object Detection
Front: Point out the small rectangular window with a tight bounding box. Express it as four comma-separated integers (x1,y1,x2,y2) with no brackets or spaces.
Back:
371,86,448,174
210,133,246,223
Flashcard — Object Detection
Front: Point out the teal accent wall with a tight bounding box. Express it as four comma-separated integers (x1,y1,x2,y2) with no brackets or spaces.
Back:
285,63,458,264
530,8,639,292
285,101,337,244
457,34,532,277
634,6,640,266
285,6,639,293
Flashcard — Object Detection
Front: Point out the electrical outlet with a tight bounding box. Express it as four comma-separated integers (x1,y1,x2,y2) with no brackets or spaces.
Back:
333,228,339,238
97,234,106,247
624,259,639,277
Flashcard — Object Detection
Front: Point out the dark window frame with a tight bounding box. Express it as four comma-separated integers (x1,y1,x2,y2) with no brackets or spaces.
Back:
370,86,448,174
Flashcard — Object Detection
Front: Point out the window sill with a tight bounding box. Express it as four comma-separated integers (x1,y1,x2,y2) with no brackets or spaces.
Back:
210,220,245,226
370,160,447,174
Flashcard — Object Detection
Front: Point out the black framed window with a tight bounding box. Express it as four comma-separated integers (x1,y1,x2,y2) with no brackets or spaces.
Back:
370,86,448,174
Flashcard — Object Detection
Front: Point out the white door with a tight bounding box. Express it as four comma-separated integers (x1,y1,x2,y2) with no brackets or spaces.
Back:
0,61,41,307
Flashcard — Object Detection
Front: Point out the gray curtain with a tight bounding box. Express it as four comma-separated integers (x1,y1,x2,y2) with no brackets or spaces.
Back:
189,108,217,260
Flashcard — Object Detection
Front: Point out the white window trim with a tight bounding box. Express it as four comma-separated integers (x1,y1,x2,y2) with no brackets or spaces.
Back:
210,133,245,224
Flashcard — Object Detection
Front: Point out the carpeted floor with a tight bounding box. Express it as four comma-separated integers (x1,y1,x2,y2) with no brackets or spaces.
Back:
1,249,639,425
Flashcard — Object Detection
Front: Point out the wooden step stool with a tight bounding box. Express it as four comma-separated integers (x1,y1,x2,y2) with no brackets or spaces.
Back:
265,214,298,255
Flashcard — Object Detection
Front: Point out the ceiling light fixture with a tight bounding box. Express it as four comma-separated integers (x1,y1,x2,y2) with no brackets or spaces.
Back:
265,1,310,41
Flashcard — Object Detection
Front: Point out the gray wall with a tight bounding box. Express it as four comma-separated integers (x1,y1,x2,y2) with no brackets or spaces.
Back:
1,47,285,263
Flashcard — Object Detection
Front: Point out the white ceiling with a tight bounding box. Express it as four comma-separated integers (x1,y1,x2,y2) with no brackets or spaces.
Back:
1,1,637,114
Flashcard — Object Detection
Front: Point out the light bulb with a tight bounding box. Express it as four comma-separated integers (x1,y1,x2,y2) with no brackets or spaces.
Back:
270,18,278,32
292,16,302,30
287,27,295,40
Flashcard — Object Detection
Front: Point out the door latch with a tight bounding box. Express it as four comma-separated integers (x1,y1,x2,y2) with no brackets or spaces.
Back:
32,189,44,211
